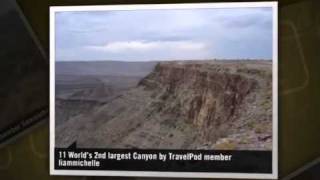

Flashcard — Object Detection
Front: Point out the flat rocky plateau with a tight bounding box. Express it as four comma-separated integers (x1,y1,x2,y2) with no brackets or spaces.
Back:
55,60,272,150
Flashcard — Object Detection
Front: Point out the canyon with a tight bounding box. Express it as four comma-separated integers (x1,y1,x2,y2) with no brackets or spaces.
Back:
55,60,272,150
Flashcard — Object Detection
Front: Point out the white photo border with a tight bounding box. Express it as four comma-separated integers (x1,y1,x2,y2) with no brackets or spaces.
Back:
50,2,278,179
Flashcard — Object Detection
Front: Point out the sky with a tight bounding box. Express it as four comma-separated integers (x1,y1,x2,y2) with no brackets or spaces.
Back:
55,7,273,62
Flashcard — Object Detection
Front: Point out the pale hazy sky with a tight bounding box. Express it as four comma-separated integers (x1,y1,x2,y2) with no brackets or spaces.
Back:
55,7,273,62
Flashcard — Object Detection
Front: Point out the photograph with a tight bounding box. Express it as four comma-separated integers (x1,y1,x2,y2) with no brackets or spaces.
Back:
50,2,278,179
0,0,48,146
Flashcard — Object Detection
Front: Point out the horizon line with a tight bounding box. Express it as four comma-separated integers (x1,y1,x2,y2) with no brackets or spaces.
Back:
56,58,273,62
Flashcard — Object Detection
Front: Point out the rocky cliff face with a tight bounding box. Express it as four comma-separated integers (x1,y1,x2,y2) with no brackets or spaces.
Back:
139,62,259,142
56,60,272,150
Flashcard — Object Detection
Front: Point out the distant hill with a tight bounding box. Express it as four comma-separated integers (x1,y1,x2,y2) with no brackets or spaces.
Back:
56,61,158,77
